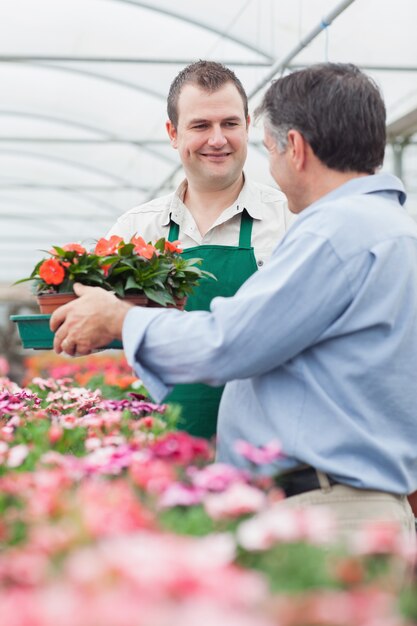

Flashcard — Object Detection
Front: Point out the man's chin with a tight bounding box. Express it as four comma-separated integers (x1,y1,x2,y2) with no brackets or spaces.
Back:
185,163,244,191
205,171,243,190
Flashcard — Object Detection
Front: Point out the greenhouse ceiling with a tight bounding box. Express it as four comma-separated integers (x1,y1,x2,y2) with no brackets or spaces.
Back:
2,0,417,286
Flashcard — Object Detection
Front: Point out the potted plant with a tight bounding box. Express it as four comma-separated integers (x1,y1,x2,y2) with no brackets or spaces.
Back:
15,235,215,313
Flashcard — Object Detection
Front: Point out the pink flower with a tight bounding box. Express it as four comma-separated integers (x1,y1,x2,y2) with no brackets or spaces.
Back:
0,441,8,464
0,356,9,376
150,432,211,465
151,602,275,626
48,424,63,444
100,397,166,416
82,445,135,475
204,483,266,520
158,483,204,508
31,376,60,391
351,520,415,561
85,436,101,451
7,444,29,468
130,458,176,494
272,589,399,626
188,463,249,492
1,548,49,586
77,480,154,538
237,504,336,550
234,439,283,465
0,388,40,417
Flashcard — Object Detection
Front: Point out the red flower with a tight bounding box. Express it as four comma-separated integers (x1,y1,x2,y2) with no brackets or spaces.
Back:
62,243,86,255
94,236,123,256
164,240,183,253
38,259,65,285
150,432,212,465
130,236,157,260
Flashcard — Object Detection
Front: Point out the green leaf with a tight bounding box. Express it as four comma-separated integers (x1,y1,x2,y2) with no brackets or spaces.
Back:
144,287,175,306
125,275,144,291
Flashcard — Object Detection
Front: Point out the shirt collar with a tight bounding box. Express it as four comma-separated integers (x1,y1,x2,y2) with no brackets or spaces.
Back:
308,173,407,212
161,175,264,226
236,176,264,220
161,180,188,226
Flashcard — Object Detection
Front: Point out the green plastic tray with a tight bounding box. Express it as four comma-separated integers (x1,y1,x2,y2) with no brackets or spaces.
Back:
11,314,123,350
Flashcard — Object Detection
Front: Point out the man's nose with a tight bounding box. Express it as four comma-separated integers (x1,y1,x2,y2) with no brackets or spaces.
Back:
208,126,227,148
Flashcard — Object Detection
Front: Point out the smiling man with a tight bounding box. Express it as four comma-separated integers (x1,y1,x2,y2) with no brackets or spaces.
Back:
105,61,291,438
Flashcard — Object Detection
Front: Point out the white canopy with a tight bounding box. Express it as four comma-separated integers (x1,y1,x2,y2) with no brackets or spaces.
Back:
1,0,417,285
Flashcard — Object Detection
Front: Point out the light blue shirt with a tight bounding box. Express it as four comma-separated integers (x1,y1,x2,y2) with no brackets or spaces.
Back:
123,174,417,494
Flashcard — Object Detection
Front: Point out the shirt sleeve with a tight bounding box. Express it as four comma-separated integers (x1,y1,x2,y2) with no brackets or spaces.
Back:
123,232,355,402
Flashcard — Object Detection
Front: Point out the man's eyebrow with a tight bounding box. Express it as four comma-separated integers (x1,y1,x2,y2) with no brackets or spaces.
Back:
187,115,244,125
188,118,209,125
222,115,243,121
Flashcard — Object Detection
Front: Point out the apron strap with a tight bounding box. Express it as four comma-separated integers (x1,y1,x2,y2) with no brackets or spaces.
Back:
168,220,180,241
168,209,253,247
238,209,254,248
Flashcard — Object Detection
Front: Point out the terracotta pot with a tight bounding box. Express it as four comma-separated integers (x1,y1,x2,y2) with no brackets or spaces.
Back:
37,292,78,314
37,292,185,314
123,294,148,307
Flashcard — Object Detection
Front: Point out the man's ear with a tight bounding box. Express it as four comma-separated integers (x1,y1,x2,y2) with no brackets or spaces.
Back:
166,120,178,148
287,129,307,171
246,114,251,130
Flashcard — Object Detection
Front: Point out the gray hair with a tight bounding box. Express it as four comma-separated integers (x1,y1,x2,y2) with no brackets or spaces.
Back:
254,63,386,174
263,117,291,153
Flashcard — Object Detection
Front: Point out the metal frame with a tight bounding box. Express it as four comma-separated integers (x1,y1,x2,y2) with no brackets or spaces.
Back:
0,55,271,66
0,148,149,195
110,0,273,61
7,60,165,100
0,110,177,165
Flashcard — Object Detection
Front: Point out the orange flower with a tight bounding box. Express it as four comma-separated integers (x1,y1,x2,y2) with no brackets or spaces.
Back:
38,259,65,285
131,236,157,260
164,240,183,254
62,243,86,255
94,236,123,256
101,263,111,277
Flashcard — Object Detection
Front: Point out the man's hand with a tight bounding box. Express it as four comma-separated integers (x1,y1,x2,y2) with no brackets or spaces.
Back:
50,283,134,356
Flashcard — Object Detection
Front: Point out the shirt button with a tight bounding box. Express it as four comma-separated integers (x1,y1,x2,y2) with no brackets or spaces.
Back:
257,260,264,267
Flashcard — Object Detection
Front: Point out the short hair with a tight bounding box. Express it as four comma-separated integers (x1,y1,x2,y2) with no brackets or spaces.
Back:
167,60,248,128
255,63,386,174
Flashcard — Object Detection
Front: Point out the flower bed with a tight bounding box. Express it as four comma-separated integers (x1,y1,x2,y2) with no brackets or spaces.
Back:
0,354,416,626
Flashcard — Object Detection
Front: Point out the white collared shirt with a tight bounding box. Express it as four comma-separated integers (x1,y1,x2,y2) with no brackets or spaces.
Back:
107,177,293,267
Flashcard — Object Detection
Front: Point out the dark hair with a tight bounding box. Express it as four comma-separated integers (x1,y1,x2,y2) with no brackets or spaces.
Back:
167,60,248,128
255,63,386,174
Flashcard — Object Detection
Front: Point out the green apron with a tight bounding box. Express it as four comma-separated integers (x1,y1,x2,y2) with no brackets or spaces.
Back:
164,210,258,439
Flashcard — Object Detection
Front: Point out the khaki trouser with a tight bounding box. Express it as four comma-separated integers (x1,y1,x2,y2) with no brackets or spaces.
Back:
276,479,416,585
